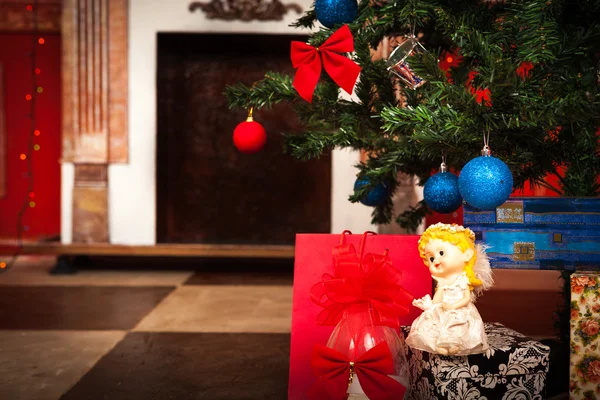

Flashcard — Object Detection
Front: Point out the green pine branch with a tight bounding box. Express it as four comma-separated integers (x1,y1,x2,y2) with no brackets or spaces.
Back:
224,0,600,230
224,72,298,109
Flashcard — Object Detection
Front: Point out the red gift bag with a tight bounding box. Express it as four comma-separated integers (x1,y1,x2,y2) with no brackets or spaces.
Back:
289,232,432,400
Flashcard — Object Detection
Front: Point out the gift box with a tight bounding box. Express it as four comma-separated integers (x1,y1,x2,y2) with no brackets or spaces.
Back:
289,233,432,400
399,322,550,399
570,272,600,400
464,197,600,270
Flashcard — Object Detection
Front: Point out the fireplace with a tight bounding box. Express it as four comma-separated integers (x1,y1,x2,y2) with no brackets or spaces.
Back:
156,33,331,245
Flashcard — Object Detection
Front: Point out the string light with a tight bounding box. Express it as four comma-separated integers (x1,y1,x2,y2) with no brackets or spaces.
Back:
446,56,454,63
2,0,39,273
34,144,40,151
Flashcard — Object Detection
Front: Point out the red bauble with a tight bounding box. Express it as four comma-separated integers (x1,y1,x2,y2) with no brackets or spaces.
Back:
233,120,266,153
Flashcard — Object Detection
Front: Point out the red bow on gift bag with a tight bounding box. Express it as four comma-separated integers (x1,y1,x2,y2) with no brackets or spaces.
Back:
310,231,413,329
308,342,406,400
291,25,361,103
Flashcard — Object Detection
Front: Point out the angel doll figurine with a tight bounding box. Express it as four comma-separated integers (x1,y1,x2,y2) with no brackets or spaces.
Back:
406,223,494,356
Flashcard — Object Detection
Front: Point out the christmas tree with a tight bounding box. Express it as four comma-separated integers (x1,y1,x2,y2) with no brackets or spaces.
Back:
225,0,600,231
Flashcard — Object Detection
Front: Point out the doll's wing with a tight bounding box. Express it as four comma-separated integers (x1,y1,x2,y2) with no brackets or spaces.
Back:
473,244,494,296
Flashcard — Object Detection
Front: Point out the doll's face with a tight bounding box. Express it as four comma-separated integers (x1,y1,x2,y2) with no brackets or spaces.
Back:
423,239,473,279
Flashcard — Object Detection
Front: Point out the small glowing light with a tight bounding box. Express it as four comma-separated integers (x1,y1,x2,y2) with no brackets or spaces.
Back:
38,38,45,45
29,201,36,208
25,94,32,100
0,262,6,269
29,192,35,198
35,68,41,75
34,144,40,151
446,56,454,63
37,87,43,93
20,154,27,160
26,5,33,11
34,129,41,136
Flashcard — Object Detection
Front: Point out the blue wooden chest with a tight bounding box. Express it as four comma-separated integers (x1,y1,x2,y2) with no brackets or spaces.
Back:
463,197,600,270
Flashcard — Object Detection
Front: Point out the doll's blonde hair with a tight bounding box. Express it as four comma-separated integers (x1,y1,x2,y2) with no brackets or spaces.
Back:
418,223,482,288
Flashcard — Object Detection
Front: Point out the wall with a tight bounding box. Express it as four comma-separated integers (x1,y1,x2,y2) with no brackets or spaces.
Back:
60,0,377,245
0,33,61,240
58,1,571,244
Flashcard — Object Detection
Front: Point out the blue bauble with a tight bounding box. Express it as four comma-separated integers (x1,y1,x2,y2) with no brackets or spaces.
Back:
458,155,514,210
314,0,358,28
423,172,463,213
354,177,389,207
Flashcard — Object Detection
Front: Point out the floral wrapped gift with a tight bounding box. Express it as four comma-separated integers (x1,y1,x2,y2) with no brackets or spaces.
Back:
399,323,550,399
570,272,600,400
308,231,414,400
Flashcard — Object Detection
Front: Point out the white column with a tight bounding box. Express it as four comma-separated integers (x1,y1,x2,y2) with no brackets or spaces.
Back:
330,149,378,233
60,163,74,244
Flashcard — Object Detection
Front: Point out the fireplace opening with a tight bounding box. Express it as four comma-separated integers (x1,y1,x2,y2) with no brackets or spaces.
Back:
156,33,332,245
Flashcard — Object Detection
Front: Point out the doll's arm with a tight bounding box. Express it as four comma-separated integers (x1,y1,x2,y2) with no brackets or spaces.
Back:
412,294,433,311
443,288,471,311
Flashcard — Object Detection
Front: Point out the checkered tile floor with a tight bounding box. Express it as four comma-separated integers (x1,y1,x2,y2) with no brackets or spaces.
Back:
0,256,293,400
0,256,565,399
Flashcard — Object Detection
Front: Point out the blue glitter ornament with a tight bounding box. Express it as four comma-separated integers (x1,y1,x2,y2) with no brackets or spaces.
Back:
314,0,358,28
354,177,389,207
424,163,463,213
458,148,514,211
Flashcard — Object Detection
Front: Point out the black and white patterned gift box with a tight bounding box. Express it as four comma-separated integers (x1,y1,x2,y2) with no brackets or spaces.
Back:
399,323,550,400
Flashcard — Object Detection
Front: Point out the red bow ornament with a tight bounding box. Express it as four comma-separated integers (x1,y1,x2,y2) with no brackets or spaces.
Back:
308,342,406,400
291,25,362,103
310,233,413,329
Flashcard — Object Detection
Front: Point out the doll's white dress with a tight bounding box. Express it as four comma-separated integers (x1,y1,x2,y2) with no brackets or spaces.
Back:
405,273,488,355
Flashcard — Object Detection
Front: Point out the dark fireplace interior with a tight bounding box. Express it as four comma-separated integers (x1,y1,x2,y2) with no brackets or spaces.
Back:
156,33,331,245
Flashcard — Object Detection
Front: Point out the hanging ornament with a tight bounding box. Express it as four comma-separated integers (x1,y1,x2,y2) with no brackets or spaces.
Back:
314,0,358,28
291,25,361,103
386,35,428,90
466,71,492,106
353,177,390,207
439,48,463,81
232,108,266,154
424,159,463,213
458,139,514,210
516,61,534,80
